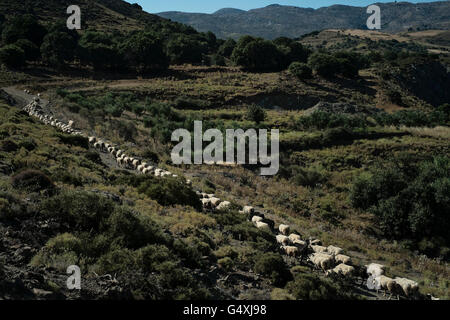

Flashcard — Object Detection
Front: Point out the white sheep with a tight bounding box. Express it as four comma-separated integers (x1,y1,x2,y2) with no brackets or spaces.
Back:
289,234,302,243
251,216,263,226
201,198,212,209
280,245,299,257
255,221,270,232
327,245,343,256
327,263,355,278
366,263,385,278
241,206,254,215
374,275,398,299
335,254,352,265
278,224,290,236
308,253,335,271
276,235,291,246
394,277,419,298
311,245,328,253
216,201,231,211
210,197,221,207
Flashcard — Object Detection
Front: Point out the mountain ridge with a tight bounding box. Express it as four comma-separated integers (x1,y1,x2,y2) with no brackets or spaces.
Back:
157,1,450,39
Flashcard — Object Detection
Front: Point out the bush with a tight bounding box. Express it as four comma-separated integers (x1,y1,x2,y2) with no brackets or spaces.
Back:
231,36,284,71
308,52,340,77
286,273,353,300
288,62,312,80
11,170,54,193
39,191,115,231
137,177,202,211
0,44,25,68
350,156,450,256
246,104,266,124
56,134,89,149
254,253,291,286
218,257,234,271
15,39,40,61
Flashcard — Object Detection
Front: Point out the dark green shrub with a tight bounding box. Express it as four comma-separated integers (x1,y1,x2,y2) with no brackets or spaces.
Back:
289,62,312,79
350,156,450,257
0,44,25,68
15,39,40,61
254,253,291,286
11,170,55,193
56,133,89,149
246,104,266,124
137,178,202,211
286,273,353,300
39,191,115,231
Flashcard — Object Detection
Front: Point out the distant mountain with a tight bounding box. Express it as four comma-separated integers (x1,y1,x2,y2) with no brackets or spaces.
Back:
158,1,450,39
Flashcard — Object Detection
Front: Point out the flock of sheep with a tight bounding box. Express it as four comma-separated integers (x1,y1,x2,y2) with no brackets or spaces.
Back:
21,91,434,300
242,204,424,300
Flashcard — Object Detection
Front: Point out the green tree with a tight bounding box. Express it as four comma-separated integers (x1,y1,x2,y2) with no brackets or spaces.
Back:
231,36,284,71
246,104,266,124
307,52,340,77
119,31,168,73
288,62,312,80
2,14,47,46
166,35,207,65
14,39,40,61
218,38,236,58
40,32,77,67
0,44,25,68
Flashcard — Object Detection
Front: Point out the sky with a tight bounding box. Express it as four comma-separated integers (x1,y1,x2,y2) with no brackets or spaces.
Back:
126,0,442,14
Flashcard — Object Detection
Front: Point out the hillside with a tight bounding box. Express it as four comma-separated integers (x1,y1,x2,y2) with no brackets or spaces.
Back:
0,0,449,302
0,0,162,32
158,2,450,39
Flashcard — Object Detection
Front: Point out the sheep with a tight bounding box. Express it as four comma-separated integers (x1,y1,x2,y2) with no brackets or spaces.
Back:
278,224,290,236
262,218,275,230
241,206,254,215
308,253,334,271
216,201,231,211
335,254,352,265
276,235,291,246
292,239,307,251
394,277,419,298
142,167,153,174
309,239,322,246
280,245,299,257
311,245,328,254
88,137,96,144
327,245,343,256
132,159,140,169
366,263,385,278
374,276,398,299
137,164,145,172
327,263,355,278
201,198,212,209
255,221,271,232
186,179,192,186
289,234,302,243
251,215,264,226
210,197,221,208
